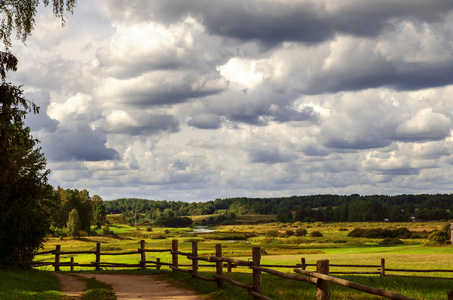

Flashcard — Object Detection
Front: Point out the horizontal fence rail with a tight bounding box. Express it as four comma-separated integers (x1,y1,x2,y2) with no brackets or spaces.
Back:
31,240,452,300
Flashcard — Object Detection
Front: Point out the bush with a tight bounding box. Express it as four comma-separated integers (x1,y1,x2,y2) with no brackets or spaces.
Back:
102,224,111,235
310,231,323,237
348,228,366,237
379,238,404,246
428,224,451,244
363,228,384,238
267,230,279,237
285,229,294,236
394,227,412,239
348,227,413,239
294,228,307,236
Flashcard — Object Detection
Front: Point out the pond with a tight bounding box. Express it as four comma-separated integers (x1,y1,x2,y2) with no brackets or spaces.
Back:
191,226,216,233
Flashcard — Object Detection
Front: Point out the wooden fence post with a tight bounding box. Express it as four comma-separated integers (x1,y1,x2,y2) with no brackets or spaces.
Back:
316,260,330,300
227,262,232,273
448,290,453,300
301,257,306,270
380,258,385,276
172,239,178,271
95,242,101,270
156,258,161,270
215,244,224,288
192,241,198,277
54,245,60,272
70,257,74,272
252,247,262,299
140,240,146,269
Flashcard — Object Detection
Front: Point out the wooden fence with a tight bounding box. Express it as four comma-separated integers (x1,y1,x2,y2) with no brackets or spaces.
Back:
31,240,453,300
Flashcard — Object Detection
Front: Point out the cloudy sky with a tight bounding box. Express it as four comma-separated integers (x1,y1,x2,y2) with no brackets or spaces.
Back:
9,0,453,201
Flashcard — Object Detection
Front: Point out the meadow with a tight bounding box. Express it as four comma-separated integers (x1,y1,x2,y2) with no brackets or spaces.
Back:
23,217,453,299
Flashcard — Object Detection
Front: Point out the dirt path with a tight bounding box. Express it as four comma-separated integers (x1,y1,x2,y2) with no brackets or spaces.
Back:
56,273,204,300
54,273,86,299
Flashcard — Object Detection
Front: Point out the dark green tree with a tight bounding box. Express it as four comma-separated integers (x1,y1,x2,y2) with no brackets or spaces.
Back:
0,0,76,266
66,208,81,238
92,195,107,229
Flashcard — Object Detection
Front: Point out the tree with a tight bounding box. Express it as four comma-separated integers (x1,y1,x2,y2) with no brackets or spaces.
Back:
67,209,81,238
92,195,107,229
0,0,76,266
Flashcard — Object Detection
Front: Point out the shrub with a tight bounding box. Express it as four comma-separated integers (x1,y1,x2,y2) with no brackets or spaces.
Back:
267,230,279,237
146,227,152,232
348,227,413,239
294,228,308,236
363,228,384,238
379,238,404,246
428,224,451,244
348,228,366,237
333,239,347,243
394,227,412,239
310,231,323,237
102,224,111,235
338,227,349,231
285,229,294,236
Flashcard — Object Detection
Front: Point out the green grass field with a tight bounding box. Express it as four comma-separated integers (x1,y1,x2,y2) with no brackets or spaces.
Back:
26,218,453,299
0,268,62,299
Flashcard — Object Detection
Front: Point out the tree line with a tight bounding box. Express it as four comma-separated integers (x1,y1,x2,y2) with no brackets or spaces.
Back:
105,194,453,225
49,187,108,237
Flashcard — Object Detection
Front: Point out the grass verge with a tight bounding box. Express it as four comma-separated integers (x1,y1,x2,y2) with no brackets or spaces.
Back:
0,268,62,299
161,270,453,300
81,276,116,300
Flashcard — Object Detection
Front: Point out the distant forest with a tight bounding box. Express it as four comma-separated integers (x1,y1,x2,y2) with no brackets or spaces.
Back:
105,194,453,225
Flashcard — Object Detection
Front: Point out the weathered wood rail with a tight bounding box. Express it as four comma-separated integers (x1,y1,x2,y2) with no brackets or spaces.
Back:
31,240,453,299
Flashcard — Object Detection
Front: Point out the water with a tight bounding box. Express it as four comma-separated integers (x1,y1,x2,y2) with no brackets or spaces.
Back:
191,226,216,233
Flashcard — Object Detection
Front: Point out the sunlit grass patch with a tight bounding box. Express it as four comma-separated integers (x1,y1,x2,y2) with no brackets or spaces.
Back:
0,268,62,299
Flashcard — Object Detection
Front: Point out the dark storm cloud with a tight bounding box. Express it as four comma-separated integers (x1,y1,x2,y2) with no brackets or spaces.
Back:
187,114,222,129
309,60,453,94
105,0,453,46
103,114,180,136
41,125,119,162
104,71,227,107
322,136,393,150
129,87,222,107
206,89,320,126
224,106,318,126
23,92,59,132
302,144,330,157
248,146,296,164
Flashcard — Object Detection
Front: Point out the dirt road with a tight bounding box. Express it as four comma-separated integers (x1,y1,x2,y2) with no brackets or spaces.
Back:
55,273,204,300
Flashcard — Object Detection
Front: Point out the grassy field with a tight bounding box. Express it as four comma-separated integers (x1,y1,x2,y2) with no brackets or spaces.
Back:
0,268,62,299
26,218,453,299
35,219,453,273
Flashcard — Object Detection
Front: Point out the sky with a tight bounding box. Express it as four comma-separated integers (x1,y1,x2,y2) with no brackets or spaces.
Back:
9,0,453,202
